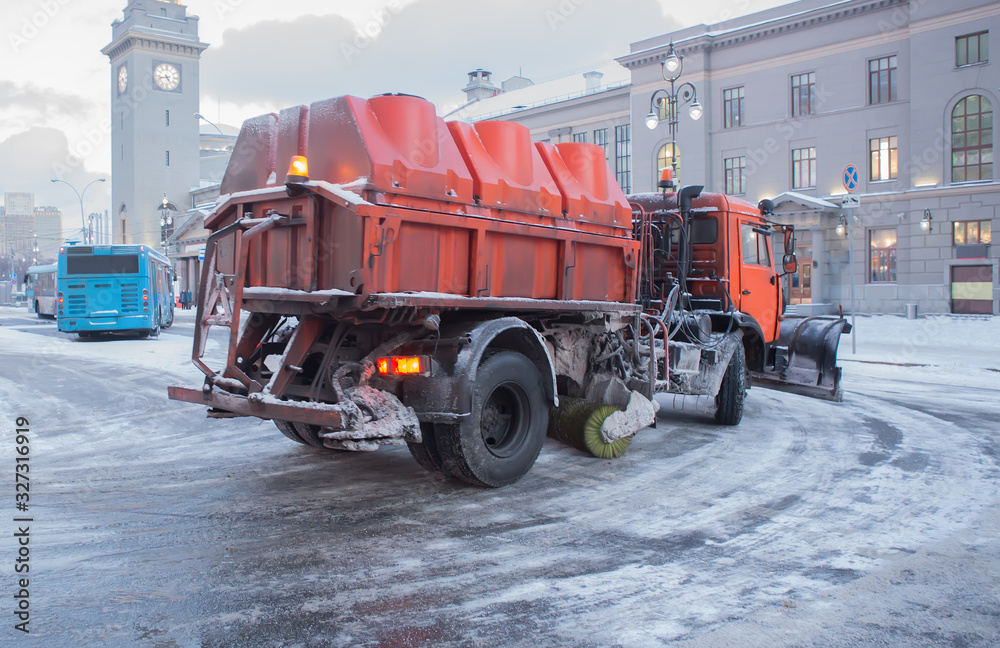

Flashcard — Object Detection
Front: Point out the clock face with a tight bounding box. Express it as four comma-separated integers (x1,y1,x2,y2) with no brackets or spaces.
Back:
153,63,180,91
118,65,127,93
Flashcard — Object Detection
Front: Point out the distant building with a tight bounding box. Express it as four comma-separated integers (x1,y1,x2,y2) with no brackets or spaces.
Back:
454,0,1000,315
2,192,35,263
32,206,63,261
445,62,633,190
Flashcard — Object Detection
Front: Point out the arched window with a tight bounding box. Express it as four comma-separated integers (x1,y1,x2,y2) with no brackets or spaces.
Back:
655,143,680,187
952,94,993,182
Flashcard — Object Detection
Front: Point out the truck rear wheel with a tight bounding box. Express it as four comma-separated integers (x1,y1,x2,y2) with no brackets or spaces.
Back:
715,339,747,426
436,351,547,487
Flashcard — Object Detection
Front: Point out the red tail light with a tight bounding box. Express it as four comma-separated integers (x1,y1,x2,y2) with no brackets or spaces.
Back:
376,355,431,377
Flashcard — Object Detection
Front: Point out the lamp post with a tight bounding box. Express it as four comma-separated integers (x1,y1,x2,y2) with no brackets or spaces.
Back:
644,42,703,184
159,193,175,249
50,178,106,245
194,112,225,136
195,112,234,152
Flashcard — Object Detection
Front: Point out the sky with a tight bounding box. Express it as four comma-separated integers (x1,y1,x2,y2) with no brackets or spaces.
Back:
0,0,789,237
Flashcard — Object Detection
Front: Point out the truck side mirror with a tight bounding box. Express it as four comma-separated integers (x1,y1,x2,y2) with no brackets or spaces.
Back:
783,227,795,256
782,253,798,274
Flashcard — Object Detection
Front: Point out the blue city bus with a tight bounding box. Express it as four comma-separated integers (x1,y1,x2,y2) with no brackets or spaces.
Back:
25,264,58,318
57,244,174,338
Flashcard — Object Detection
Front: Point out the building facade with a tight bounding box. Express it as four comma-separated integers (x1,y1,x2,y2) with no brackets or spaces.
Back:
458,0,999,315
2,192,35,262
32,206,63,262
451,64,634,192
102,0,208,248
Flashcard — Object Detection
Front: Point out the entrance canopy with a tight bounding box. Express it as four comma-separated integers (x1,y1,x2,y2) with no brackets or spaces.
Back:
770,191,841,215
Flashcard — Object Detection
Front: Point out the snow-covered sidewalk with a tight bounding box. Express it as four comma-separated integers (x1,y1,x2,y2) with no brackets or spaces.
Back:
837,314,1000,391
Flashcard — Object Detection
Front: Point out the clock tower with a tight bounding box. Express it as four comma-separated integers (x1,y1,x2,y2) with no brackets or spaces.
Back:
102,1,208,247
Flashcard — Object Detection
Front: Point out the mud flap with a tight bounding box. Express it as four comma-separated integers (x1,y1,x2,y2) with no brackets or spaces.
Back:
751,315,851,402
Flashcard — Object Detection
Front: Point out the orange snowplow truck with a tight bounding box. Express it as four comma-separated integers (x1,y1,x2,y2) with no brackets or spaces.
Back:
168,94,849,487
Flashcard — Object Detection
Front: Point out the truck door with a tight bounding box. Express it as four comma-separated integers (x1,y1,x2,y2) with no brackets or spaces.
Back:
737,221,779,343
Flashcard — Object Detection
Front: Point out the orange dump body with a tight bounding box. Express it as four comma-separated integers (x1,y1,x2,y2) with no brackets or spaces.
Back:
211,94,638,306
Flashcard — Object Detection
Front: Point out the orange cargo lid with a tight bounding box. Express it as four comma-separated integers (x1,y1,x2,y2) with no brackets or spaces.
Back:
448,120,561,217
222,94,475,206
536,142,631,229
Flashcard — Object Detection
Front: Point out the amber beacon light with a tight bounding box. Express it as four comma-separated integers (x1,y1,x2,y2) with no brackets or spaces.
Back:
286,156,310,183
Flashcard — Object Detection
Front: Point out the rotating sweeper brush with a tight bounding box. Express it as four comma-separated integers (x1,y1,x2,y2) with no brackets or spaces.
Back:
547,392,657,459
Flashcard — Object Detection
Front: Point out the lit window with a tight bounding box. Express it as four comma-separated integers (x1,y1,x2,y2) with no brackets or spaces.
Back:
953,220,992,245
869,228,897,283
869,136,898,181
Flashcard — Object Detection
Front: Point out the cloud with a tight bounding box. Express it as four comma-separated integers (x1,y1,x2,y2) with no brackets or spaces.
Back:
0,127,110,238
202,0,675,112
0,80,94,123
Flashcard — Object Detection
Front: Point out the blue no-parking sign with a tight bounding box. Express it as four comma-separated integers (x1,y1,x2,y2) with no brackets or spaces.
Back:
843,164,859,192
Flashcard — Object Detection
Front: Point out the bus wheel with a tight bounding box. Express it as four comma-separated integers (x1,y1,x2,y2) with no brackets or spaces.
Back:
436,351,548,488
34,301,42,318
162,305,174,329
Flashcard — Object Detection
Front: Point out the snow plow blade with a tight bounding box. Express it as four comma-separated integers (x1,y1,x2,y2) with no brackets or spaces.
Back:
751,315,852,402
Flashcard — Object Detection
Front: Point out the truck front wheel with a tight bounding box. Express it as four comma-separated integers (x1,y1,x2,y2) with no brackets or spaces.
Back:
437,351,548,487
715,339,747,426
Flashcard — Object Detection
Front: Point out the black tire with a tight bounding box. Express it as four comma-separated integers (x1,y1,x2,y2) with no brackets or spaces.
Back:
276,420,346,453
436,351,548,487
273,419,308,444
162,305,174,329
407,422,456,478
715,339,747,426
34,301,42,318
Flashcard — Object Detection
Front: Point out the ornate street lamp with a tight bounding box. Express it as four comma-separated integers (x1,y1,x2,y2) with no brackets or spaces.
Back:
159,193,177,248
644,42,703,184
920,209,933,233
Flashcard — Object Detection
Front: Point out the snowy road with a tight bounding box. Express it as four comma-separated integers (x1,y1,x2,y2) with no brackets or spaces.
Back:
0,307,998,647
